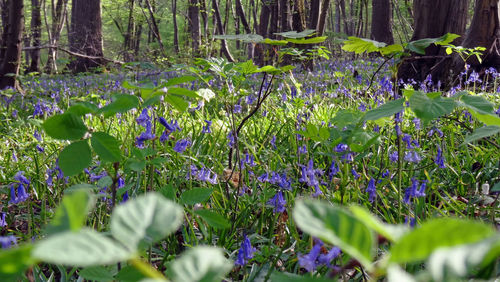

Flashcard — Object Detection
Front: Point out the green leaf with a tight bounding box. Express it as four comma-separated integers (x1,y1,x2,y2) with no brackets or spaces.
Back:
387,265,416,282
212,34,264,43
91,132,122,163
115,265,147,282
330,110,364,128
275,29,316,39
342,37,386,54
363,99,405,121
287,36,327,44
45,189,95,235
469,110,500,126
58,140,92,177
194,209,231,229
459,94,495,115
65,183,100,193
293,200,375,270
263,38,288,46
167,87,200,99
492,182,500,192
428,235,500,281
164,94,189,112
180,188,213,205
389,218,496,264
349,206,409,242
42,113,88,140
67,102,98,116
164,76,197,87
379,44,404,55
408,91,456,122
79,266,114,282
0,245,35,280
406,33,460,54
462,125,500,145
270,272,333,282
97,94,139,118
33,229,131,267
110,193,183,251
167,246,233,282
197,88,216,101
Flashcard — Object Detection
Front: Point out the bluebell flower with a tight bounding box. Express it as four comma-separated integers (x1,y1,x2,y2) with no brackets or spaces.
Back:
389,151,398,163
427,128,444,138
299,160,323,195
173,139,191,153
257,172,269,183
404,178,426,204
335,143,349,153
227,131,236,148
413,118,421,130
341,152,354,163
121,191,129,203
381,169,390,178
373,125,380,133
351,169,360,180
318,246,341,268
0,235,17,249
267,191,286,213
33,130,42,141
11,151,17,162
298,242,322,272
235,235,256,266
405,216,417,227
136,109,151,127
404,150,421,163
9,183,29,204
244,152,256,168
0,213,7,227
246,95,255,105
270,135,276,149
234,103,242,114
14,171,30,185
328,160,339,180
366,178,376,202
298,145,307,154
202,120,212,133
435,146,445,168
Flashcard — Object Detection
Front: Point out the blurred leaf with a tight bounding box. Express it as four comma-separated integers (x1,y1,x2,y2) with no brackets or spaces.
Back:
180,188,213,205
342,37,386,54
79,266,114,282
293,200,375,270
97,94,139,118
91,132,122,163
164,76,197,87
389,218,496,264
363,99,405,121
407,33,460,54
194,209,231,229
213,34,263,43
459,94,495,115
275,29,316,39
197,88,216,101
59,140,92,177
387,265,416,282
349,206,409,242
42,113,88,140
263,38,288,46
111,193,183,251
408,91,456,122
287,36,327,44
67,102,98,116
462,125,500,146
167,246,232,282
164,94,189,112
168,87,199,98
270,272,333,282
468,110,500,127
0,245,35,281
33,229,131,267
45,189,95,235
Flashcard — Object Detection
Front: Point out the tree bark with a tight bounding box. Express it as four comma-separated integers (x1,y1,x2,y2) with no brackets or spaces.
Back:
308,0,321,30
123,0,135,61
188,0,201,54
45,0,68,74
143,0,165,54
172,0,179,53
317,0,332,36
212,0,235,61
397,0,468,83
27,0,42,73
0,0,23,90
68,0,104,73
371,0,394,44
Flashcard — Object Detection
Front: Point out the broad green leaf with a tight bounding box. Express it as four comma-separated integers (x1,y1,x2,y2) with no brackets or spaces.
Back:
125,159,146,172
275,29,316,39
67,102,98,116
115,265,147,282
79,266,114,282
293,200,375,270
342,37,386,54
389,218,496,263
197,88,216,101
379,44,404,55
110,193,183,250
428,235,500,281
406,33,460,54
462,125,500,145
492,182,500,192
0,245,35,280
164,76,197,87
33,229,131,267
387,265,416,282
408,91,456,122
167,246,232,282
270,272,333,282
459,94,495,115
253,65,279,73
287,36,327,44
143,95,163,107
330,110,364,128
164,94,189,112
65,183,99,193
468,109,500,126
97,94,139,118
91,132,122,163
122,80,139,90
59,140,92,176
45,189,95,235
349,206,409,242
263,38,288,46
213,34,264,43
180,188,213,205
168,87,199,98
194,209,231,229
363,99,405,121
42,113,88,140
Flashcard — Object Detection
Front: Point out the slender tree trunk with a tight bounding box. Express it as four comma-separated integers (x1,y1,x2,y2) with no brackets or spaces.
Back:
27,0,42,73
123,0,135,61
317,0,332,36
0,0,23,89
188,0,201,54
68,0,103,73
371,0,394,44
308,0,321,29
172,0,179,53
292,0,307,32
144,0,165,54
45,0,67,73
213,0,235,61
200,0,209,40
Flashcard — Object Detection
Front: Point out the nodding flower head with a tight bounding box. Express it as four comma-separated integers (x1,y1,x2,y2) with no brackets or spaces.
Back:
235,235,256,266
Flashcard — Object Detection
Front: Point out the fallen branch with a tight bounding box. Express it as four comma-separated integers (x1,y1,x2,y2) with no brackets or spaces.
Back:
22,45,124,65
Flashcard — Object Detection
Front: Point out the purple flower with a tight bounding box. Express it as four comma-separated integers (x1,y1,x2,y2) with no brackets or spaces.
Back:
298,145,307,154
173,139,191,153
351,169,360,180
0,213,7,227
0,235,17,249
328,160,339,180
227,131,236,148
404,150,422,163
413,118,421,130
270,135,276,149
366,178,376,202
136,109,151,127
14,171,30,185
121,191,129,203
33,130,42,141
235,235,256,266
389,151,398,163
267,191,286,213
335,143,349,153
404,178,427,204
9,183,29,204
202,120,212,134
435,146,445,168
318,247,341,268
298,242,322,272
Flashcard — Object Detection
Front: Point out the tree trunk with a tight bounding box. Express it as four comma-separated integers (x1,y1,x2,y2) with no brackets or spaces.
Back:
317,0,332,36
292,0,307,32
0,0,23,90
27,0,42,73
397,0,468,83
172,0,179,53
308,0,321,29
188,0,201,54
68,0,103,73
371,0,394,44
143,0,165,54
212,0,235,61
123,0,135,61
45,0,68,74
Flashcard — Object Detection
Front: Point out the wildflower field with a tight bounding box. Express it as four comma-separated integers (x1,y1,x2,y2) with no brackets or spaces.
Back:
0,56,499,281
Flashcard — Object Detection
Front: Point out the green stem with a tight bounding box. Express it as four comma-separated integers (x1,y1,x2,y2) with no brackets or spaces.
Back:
129,257,168,281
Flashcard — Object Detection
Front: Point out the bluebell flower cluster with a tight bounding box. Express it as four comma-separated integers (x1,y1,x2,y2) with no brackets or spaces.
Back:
267,191,286,213
404,178,427,204
435,146,445,168
258,171,292,190
201,120,212,134
298,239,342,272
235,235,256,266
0,212,7,227
135,109,155,148
159,117,181,142
366,178,376,202
299,160,324,197
0,235,17,249
10,171,30,204
173,139,191,153
46,160,66,187
187,165,218,184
